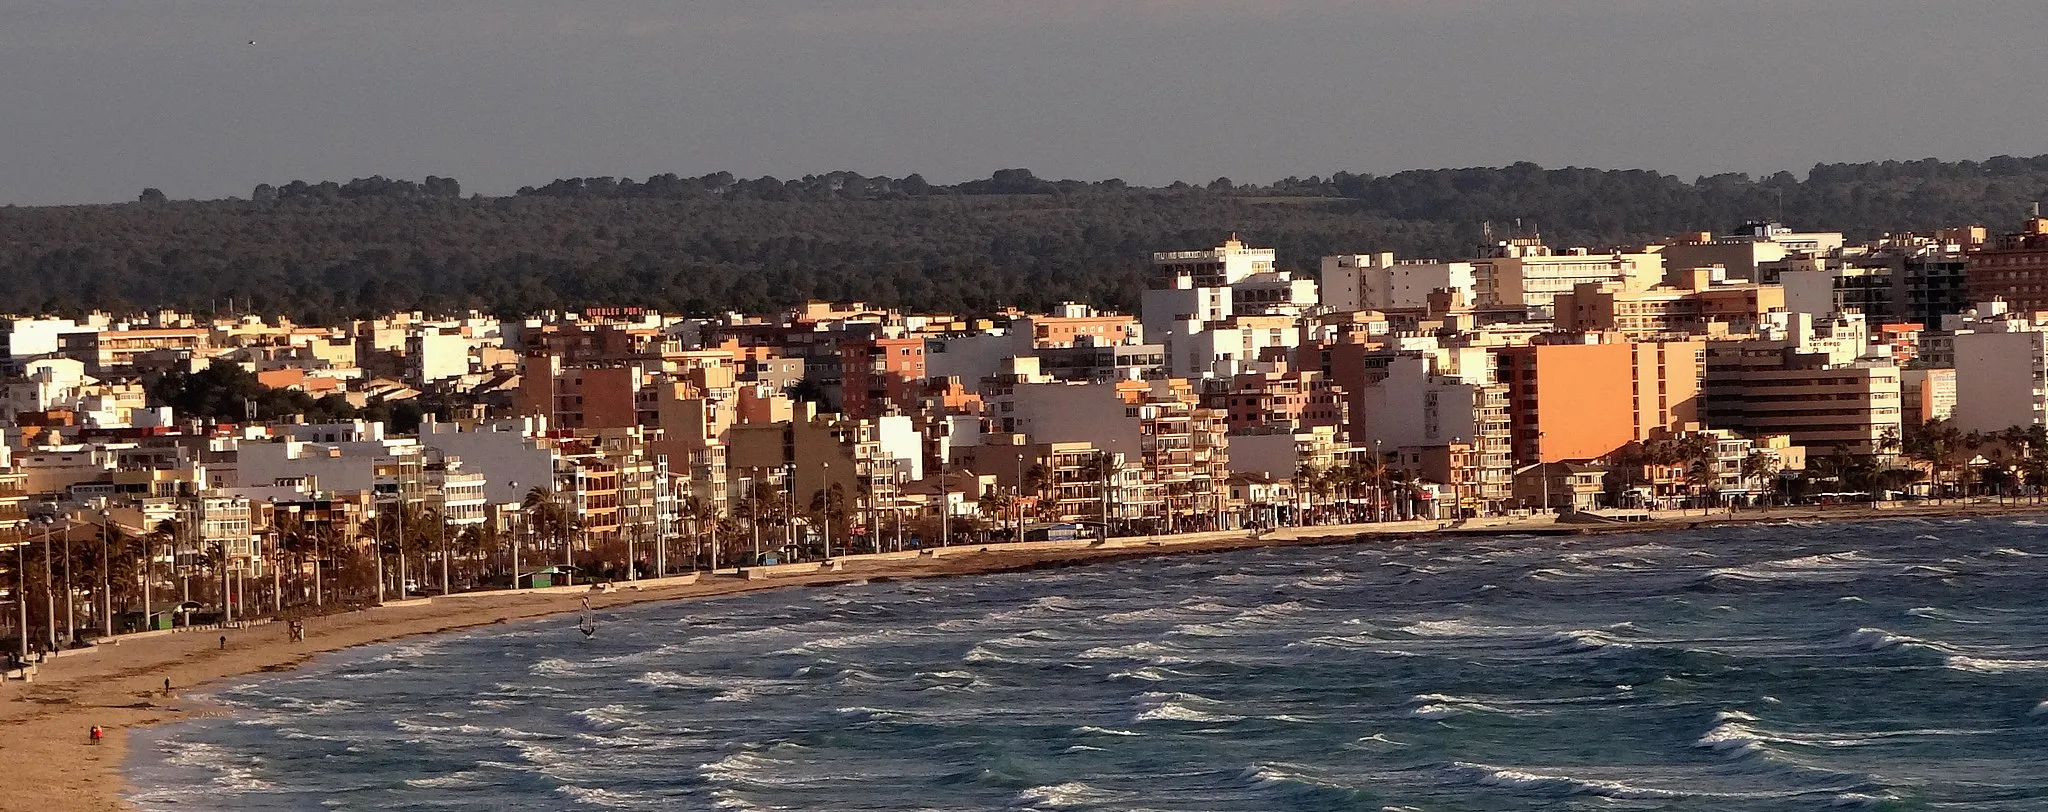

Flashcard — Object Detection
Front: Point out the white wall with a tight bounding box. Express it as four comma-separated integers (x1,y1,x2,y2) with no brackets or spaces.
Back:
1778,268,1839,318
419,420,558,504
927,334,1014,392
1356,355,1485,448
416,332,472,383
1953,330,2047,432
1006,382,1141,455
874,414,925,482
1228,432,1302,480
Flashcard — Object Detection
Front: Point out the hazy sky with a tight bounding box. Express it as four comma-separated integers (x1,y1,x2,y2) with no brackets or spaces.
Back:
3,1,2045,205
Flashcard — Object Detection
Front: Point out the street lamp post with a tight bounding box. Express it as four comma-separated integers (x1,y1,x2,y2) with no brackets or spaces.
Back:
395,492,408,599
745,471,760,565
61,520,74,645
98,508,112,639
507,482,520,590
15,534,27,659
39,517,55,652
140,508,151,635
784,463,796,561
439,504,451,595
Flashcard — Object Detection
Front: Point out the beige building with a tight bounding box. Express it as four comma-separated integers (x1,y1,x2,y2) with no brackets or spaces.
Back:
1474,237,1664,314
1703,342,1902,456
1552,272,1785,338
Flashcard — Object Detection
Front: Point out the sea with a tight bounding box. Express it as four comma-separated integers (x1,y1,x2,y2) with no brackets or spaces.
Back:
128,516,2048,811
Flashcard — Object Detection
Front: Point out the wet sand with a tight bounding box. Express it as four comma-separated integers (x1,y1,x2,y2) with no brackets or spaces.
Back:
2,502,2035,812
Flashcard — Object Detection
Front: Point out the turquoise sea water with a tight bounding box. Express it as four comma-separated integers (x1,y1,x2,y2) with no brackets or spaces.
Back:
130,517,2048,810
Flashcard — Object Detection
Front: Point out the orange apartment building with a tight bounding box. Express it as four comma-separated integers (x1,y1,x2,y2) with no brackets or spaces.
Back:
515,355,643,430
1204,363,1349,436
1966,217,2048,312
840,337,927,419
1495,338,1704,463
1013,310,1136,349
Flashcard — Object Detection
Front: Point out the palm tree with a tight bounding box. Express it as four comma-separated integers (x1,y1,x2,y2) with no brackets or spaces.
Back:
522,487,573,577
808,483,849,557
1904,418,1965,502
152,518,187,605
978,486,1012,538
1741,451,1781,507
271,509,312,608
1386,468,1419,520
455,523,492,585
1685,457,1717,512
312,525,344,605
678,492,724,569
1354,453,1390,521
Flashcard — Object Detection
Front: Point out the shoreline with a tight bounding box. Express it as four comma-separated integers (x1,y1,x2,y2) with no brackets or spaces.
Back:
4,500,2041,812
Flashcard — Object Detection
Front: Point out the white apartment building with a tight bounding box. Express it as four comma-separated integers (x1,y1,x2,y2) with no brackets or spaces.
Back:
1658,222,1847,283
1321,253,1478,312
1142,239,1318,379
1475,238,1664,315
418,416,559,505
1353,355,1511,460
236,431,426,501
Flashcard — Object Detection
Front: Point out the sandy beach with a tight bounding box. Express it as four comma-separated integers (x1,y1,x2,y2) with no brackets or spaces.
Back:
4,501,2039,812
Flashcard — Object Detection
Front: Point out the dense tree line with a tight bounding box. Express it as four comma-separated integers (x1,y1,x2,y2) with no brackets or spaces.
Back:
148,360,424,429
4,159,2048,323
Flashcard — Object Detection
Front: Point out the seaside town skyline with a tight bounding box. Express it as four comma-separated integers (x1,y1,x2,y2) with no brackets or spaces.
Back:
3,213,2048,646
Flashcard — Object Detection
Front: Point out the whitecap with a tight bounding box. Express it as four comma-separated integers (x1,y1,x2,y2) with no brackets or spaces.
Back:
1133,690,1244,723
570,703,653,732
1448,761,1689,800
1077,640,1194,665
556,784,644,808
1073,725,1142,736
1843,627,1951,655
1945,654,2048,673
1906,606,1986,624
1544,629,1636,653
1014,781,1121,809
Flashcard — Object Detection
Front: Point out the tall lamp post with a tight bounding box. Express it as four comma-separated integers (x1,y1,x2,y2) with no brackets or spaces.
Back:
61,517,74,645
15,529,28,659
507,481,520,590
97,507,112,638
38,517,55,652
820,461,833,560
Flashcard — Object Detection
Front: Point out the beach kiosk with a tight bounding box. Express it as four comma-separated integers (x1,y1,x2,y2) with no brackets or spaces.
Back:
1021,522,1084,541
519,566,577,589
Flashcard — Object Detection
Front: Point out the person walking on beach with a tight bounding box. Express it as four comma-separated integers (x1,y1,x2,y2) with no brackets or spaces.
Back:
89,725,103,745
163,678,171,695
218,635,226,650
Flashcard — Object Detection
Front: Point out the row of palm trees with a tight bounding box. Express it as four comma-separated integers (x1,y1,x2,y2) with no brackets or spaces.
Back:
1294,455,1424,523
5,517,241,653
